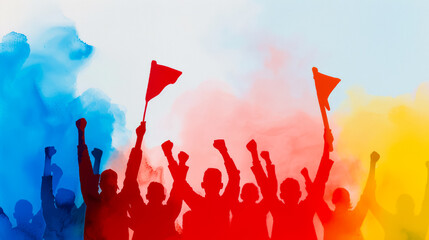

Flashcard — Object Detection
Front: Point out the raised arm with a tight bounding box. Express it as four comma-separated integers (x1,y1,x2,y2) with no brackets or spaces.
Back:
125,121,145,181
165,142,203,209
247,140,268,190
50,163,63,193
418,161,429,220
249,149,283,216
301,167,333,224
260,151,278,196
313,129,334,187
91,148,103,176
44,147,56,177
76,118,98,203
122,121,145,200
368,152,392,227
359,152,378,201
353,151,379,224
306,128,334,206
213,139,240,202
162,140,180,179
41,146,58,225
166,148,189,219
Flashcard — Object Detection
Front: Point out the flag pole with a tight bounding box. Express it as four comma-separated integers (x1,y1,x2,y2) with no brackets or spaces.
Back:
318,101,333,152
142,101,148,121
318,101,330,130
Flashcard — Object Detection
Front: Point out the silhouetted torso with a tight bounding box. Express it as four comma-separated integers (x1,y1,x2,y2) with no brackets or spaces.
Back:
0,210,12,239
41,176,86,240
371,162,429,240
182,177,240,240
130,183,182,240
319,206,367,240
260,157,332,240
378,214,428,240
11,208,45,240
270,198,317,240
11,219,45,240
85,192,130,240
182,193,232,240
78,145,139,240
230,201,269,240
181,147,240,240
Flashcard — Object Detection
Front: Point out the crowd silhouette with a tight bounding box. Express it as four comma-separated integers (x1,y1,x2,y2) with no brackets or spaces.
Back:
1,116,429,240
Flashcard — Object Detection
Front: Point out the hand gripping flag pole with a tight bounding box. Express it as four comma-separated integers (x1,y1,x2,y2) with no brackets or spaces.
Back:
143,60,182,121
312,67,340,151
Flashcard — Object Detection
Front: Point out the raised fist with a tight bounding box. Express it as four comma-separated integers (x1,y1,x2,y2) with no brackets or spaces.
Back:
136,121,146,136
246,139,257,152
213,139,227,152
45,146,57,158
260,151,271,164
301,168,309,178
178,151,189,165
371,151,380,162
161,140,174,154
91,148,103,160
301,167,312,193
76,118,87,131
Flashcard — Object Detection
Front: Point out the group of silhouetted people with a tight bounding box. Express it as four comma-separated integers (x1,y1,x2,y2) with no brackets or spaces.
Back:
1,117,429,240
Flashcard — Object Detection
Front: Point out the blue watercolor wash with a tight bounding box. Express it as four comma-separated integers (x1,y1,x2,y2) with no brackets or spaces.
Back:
0,27,125,226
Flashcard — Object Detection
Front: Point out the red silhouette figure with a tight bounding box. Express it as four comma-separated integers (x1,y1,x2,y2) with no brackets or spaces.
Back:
129,140,188,240
302,151,378,240
181,139,240,240
369,159,429,240
253,129,334,240
229,139,274,240
76,118,145,240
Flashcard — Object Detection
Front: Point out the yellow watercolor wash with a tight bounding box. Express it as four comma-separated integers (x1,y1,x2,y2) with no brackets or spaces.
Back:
333,84,429,240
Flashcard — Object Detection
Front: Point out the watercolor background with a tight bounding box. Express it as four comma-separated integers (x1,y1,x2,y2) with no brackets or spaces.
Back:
1,0,429,239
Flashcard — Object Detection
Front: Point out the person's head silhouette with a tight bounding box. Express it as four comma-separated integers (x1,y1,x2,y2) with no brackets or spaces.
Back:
332,187,352,210
55,188,76,210
13,200,33,226
146,182,166,205
240,183,259,203
280,178,301,205
201,168,223,197
100,169,118,198
396,194,415,217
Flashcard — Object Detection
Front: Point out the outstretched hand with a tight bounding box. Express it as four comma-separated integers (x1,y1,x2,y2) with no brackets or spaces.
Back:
136,121,146,137
45,146,57,159
246,139,257,152
371,151,380,163
213,139,227,152
92,148,103,160
260,151,272,165
76,118,87,131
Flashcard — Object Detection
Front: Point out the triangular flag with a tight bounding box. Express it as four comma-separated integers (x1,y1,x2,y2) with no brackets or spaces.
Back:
312,67,340,111
145,60,182,102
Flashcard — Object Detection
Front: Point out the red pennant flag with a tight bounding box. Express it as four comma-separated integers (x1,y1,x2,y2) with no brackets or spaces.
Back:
312,67,340,111
145,60,182,102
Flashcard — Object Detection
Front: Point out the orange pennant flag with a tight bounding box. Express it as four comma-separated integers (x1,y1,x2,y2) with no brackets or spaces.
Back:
312,67,340,111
